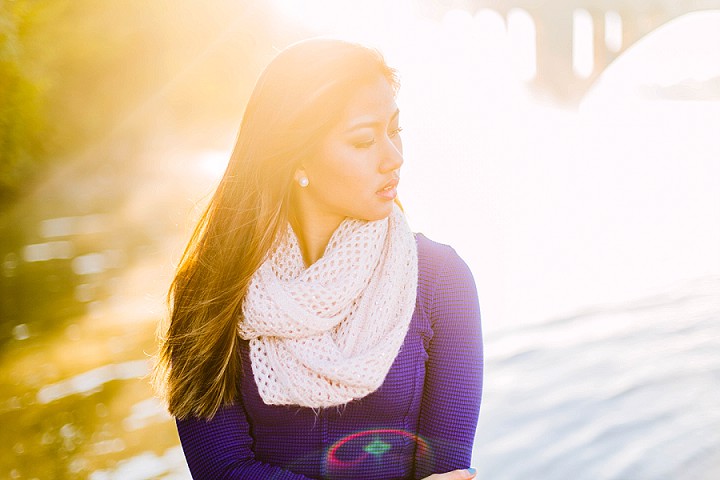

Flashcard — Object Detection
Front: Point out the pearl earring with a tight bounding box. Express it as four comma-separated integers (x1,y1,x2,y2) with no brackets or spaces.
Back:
298,176,309,188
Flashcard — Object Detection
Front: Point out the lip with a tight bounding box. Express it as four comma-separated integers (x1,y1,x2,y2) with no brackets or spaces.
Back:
377,177,399,200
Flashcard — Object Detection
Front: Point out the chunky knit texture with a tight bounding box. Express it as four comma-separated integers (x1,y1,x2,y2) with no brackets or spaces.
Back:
239,205,418,407
176,234,483,480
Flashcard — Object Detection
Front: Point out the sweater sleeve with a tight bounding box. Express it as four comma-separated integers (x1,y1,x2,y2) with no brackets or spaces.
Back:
176,403,313,480
413,247,483,479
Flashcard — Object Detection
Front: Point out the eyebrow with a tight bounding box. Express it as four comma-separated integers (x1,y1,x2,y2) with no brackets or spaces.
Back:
344,109,400,133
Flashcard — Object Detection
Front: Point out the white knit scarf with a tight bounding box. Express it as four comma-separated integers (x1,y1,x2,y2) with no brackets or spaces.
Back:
239,204,418,408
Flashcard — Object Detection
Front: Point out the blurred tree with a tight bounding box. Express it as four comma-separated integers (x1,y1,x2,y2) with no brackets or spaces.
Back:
0,0,295,207
0,0,45,203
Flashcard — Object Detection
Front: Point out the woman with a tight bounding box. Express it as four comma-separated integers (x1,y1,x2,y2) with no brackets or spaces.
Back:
154,38,483,479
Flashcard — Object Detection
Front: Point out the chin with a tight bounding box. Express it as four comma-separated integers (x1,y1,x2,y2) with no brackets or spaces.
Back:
355,206,394,222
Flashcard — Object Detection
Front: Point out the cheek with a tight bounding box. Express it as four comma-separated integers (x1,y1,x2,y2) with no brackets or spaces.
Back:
313,147,370,186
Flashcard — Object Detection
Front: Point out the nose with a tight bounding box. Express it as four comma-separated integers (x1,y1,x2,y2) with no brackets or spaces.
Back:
379,135,403,173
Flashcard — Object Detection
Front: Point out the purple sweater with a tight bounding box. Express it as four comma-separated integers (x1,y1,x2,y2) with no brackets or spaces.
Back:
176,234,483,479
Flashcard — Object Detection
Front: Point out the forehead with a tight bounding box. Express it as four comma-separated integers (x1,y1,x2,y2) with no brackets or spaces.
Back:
337,76,398,125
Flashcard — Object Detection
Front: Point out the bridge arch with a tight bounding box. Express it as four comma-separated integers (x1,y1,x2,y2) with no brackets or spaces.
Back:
430,1,720,103
585,9,720,102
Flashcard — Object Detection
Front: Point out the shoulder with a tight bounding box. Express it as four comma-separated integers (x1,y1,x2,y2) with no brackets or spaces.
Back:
415,232,470,278
413,233,481,335
414,232,477,299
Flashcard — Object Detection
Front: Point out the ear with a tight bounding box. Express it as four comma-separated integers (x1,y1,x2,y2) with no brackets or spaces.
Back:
294,167,310,188
293,168,307,183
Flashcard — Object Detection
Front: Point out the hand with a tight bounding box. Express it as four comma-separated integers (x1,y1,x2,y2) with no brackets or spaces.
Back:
422,467,477,480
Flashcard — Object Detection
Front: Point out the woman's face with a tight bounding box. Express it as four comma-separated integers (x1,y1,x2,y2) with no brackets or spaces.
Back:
295,75,403,225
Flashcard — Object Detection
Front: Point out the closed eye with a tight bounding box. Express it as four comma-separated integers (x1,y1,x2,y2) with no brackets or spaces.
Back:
353,126,402,149
354,139,376,149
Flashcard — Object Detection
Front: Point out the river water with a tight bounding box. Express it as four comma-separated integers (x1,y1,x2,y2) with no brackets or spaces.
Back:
474,276,720,479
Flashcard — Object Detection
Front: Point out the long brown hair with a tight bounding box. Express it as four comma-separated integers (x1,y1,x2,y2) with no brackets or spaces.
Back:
154,38,399,419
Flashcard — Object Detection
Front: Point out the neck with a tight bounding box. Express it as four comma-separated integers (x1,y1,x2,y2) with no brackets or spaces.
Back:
290,210,345,267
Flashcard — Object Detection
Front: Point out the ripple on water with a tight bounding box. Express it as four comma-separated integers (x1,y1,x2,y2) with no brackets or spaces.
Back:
36,360,149,404
475,277,720,479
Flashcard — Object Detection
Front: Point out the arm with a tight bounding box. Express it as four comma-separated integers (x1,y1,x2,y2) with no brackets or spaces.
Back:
176,403,313,480
414,249,483,479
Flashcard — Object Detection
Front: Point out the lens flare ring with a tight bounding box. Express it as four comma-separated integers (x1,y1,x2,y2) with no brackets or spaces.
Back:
326,428,432,469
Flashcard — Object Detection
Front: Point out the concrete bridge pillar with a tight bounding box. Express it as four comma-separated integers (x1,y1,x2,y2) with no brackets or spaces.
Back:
590,9,606,79
530,7,583,103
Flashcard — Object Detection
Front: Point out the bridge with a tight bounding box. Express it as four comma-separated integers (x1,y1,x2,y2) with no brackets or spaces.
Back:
423,0,720,103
